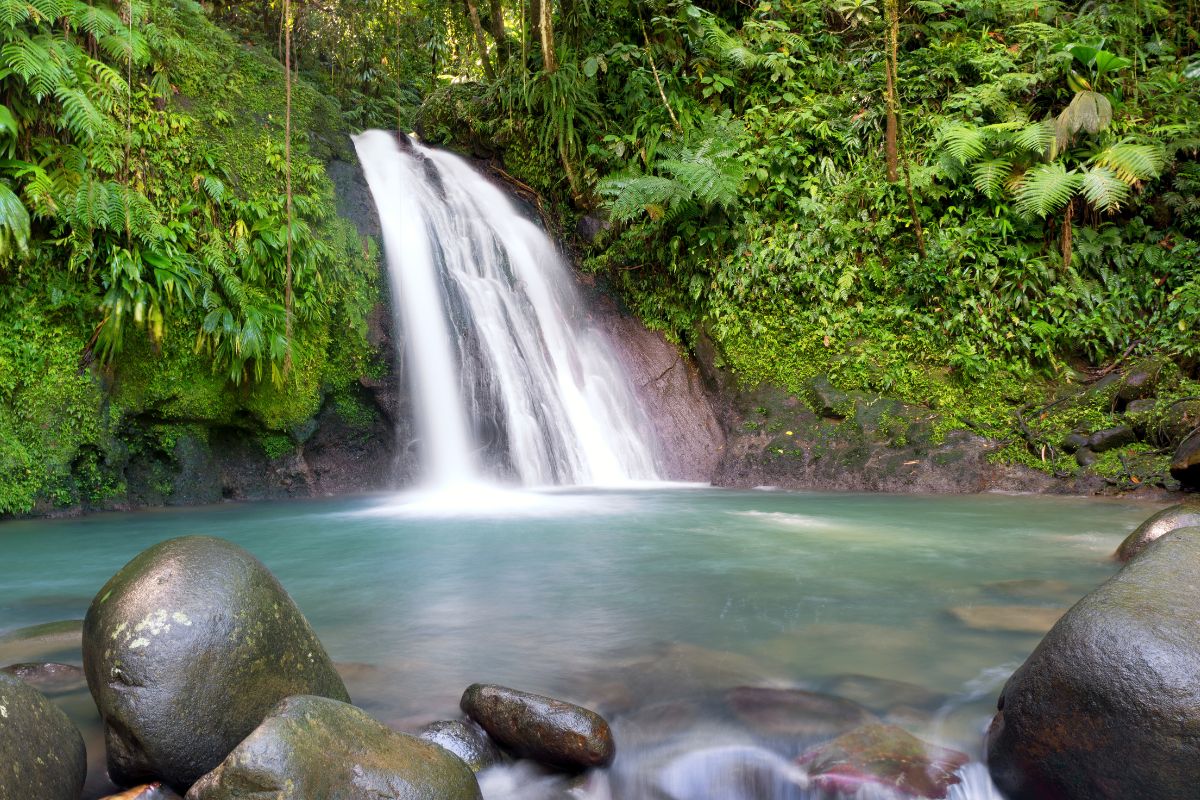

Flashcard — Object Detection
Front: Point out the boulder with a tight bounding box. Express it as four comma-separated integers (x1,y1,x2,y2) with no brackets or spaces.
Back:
1114,503,1200,562
809,377,851,418
986,528,1200,799
725,686,876,740
1170,432,1200,488
1158,399,1200,445
460,683,615,770
1115,363,1161,403
1075,448,1098,467
0,671,87,800
1123,398,1157,417
797,723,969,799
1087,426,1136,453
83,536,350,790
1060,433,1089,454
418,719,503,772
186,695,481,800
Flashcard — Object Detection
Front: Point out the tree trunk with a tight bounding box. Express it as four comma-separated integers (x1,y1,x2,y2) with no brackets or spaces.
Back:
1061,198,1073,268
487,0,508,66
464,0,495,79
539,0,557,72
529,0,541,63
284,0,294,374
884,0,899,182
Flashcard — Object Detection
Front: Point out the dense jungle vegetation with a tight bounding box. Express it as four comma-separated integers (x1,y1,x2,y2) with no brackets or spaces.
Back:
0,0,1197,512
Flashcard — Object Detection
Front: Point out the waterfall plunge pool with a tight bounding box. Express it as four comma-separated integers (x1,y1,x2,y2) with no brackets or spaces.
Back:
0,488,1158,798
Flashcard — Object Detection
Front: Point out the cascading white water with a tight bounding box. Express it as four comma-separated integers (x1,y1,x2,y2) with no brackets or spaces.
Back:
353,130,661,488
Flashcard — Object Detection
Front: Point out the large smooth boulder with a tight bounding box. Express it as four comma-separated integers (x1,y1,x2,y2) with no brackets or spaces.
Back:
1114,503,1200,562
0,671,87,800
986,528,1200,799
461,683,615,770
83,536,350,790
186,695,481,800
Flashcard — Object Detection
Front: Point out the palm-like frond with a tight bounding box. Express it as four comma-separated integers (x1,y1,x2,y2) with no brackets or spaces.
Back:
600,174,691,222
1014,162,1083,217
1056,90,1112,151
0,180,30,258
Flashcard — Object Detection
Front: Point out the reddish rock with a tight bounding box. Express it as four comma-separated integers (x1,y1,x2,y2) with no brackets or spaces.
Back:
797,724,969,799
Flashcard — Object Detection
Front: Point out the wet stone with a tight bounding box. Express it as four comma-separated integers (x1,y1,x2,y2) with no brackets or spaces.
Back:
949,605,1064,634
461,683,615,770
418,719,504,772
1114,502,1200,562
100,784,183,800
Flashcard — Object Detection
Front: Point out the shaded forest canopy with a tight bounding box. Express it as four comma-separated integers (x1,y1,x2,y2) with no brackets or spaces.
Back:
0,0,1197,512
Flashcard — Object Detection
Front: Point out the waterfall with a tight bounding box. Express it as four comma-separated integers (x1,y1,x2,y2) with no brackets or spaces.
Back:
353,130,661,488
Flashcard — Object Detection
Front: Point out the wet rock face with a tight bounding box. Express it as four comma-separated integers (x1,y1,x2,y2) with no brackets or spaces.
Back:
186,695,481,800
1171,432,1200,489
1114,502,1200,562
100,784,183,800
460,683,616,770
0,662,86,696
82,536,350,791
798,724,969,799
418,719,504,772
0,671,87,800
987,528,1200,799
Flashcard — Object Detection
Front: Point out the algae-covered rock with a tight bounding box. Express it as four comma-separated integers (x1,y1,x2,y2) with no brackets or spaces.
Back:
83,536,349,790
418,719,503,772
186,695,481,800
1114,503,1200,562
0,671,87,800
461,683,615,770
987,528,1200,799
797,723,969,799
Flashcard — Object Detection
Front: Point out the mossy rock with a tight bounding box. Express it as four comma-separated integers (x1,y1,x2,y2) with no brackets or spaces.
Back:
0,671,86,800
187,695,481,800
83,537,349,791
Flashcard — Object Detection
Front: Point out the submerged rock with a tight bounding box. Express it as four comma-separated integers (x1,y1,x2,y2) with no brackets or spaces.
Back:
1,661,86,696
949,605,1064,634
461,683,615,770
100,784,183,800
187,695,481,799
725,686,876,741
987,528,1200,799
83,536,350,790
419,719,504,772
1114,503,1200,562
797,723,969,799
0,619,82,664
0,671,87,800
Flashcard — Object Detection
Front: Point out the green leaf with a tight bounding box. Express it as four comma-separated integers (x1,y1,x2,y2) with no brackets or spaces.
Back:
1079,166,1131,213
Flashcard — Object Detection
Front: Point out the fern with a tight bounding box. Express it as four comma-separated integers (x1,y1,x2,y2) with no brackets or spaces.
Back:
1079,165,1131,213
55,85,106,141
1014,162,1083,217
971,158,1013,199
601,173,690,222
1013,119,1055,157
942,125,988,164
1088,142,1164,184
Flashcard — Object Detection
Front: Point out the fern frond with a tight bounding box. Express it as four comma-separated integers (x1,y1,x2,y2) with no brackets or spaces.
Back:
1013,119,1055,157
55,85,105,141
942,124,988,165
1089,142,1164,184
971,158,1014,199
1014,162,1083,217
600,174,690,222
1079,165,1131,213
